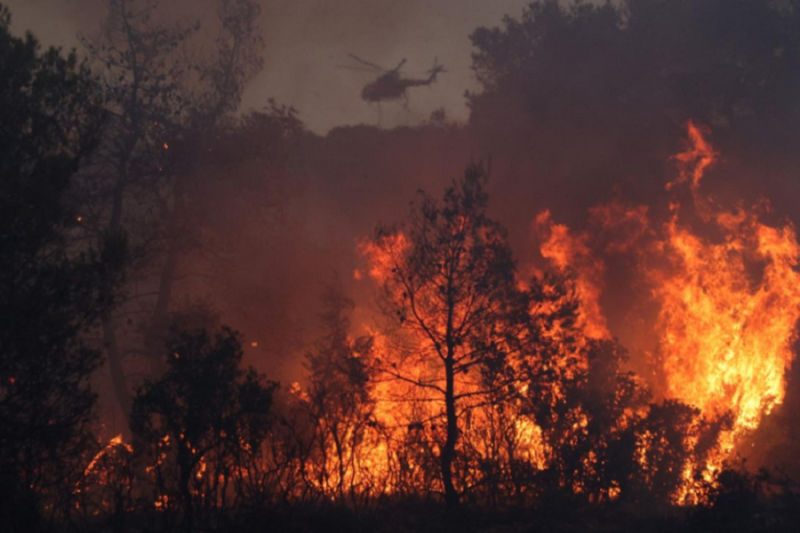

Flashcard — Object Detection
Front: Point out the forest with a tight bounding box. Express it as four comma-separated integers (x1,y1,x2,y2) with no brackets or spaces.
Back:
3,0,800,532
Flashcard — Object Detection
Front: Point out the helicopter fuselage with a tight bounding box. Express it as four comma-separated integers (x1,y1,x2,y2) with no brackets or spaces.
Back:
361,71,439,103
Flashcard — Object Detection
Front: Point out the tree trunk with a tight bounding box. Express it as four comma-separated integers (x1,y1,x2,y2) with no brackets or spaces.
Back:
332,425,347,504
143,173,185,376
103,177,131,428
441,355,459,509
142,241,178,375
103,314,133,427
178,450,194,533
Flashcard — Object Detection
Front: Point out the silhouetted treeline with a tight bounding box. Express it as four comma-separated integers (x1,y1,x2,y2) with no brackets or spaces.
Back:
4,1,800,532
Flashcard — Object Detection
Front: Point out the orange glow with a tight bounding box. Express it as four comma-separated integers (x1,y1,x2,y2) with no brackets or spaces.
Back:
154,494,169,511
535,210,610,340
82,434,131,480
76,123,800,508
534,123,800,501
667,121,718,193
652,128,800,485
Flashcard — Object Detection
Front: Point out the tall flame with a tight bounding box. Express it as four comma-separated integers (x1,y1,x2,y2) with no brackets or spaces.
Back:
537,122,800,483
535,210,610,340
655,125,800,441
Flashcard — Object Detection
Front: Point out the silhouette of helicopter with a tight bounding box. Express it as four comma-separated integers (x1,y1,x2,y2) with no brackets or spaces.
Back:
340,54,446,105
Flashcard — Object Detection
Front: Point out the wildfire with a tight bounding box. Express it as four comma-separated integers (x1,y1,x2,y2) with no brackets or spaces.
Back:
534,210,610,340
82,434,132,480
656,208,800,434
536,122,800,499
74,123,800,511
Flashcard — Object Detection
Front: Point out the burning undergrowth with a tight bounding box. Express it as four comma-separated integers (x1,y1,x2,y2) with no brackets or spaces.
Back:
8,1,800,531
18,122,800,530
330,122,800,506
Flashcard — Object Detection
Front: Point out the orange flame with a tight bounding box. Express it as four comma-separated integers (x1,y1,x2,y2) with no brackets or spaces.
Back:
655,126,800,449
535,210,610,340
535,123,800,500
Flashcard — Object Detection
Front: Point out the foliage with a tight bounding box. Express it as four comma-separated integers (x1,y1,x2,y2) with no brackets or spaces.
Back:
5,0,800,529
0,5,118,528
468,0,800,211
75,0,275,427
130,326,276,529
303,285,377,504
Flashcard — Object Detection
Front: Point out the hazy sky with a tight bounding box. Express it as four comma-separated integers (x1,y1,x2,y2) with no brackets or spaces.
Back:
3,0,546,133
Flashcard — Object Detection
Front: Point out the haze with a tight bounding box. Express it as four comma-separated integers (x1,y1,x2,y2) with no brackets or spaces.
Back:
4,0,546,132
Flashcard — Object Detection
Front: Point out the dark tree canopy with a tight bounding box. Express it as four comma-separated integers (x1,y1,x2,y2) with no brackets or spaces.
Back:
0,5,117,528
468,0,800,212
131,327,276,530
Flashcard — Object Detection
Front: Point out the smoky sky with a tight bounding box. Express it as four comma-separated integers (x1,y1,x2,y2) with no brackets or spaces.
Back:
0,0,579,133
9,0,800,446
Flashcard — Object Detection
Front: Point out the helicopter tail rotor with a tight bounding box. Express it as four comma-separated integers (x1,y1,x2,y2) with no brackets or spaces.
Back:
427,57,447,83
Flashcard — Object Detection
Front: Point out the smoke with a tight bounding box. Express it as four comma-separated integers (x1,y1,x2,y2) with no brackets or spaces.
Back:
3,0,541,132
8,0,800,471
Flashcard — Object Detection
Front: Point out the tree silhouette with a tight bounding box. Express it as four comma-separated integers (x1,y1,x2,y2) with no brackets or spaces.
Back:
469,0,800,211
130,327,276,532
78,0,270,427
0,6,120,527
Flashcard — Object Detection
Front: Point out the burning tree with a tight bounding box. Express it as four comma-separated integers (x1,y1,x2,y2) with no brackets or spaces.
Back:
531,122,800,503
302,285,379,505
361,164,536,508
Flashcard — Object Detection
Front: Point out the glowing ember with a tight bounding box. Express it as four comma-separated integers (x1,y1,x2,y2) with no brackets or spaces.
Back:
82,434,132,479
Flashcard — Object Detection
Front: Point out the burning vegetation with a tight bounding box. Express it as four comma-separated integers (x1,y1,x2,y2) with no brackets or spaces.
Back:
5,0,800,532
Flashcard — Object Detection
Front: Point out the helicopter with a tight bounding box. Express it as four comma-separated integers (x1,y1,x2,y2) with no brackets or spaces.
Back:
340,54,446,105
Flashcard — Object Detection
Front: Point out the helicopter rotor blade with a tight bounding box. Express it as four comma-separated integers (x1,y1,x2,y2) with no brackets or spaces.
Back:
390,58,407,73
337,65,382,72
427,57,446,76
347,54,386,72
